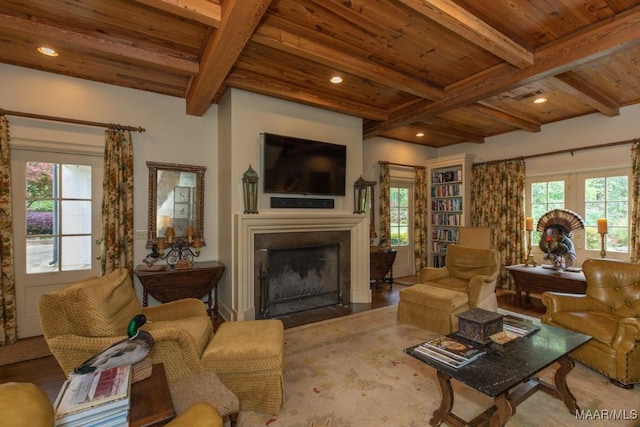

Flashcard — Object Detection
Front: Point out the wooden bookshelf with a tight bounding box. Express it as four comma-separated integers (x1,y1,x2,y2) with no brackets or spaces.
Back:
427,154,475,267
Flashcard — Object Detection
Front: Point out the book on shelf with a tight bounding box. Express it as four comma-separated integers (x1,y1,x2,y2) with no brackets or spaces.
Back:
406,335,487,369
54,365,132,426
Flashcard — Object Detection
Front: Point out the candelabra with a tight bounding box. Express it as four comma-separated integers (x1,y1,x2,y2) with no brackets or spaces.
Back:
144,226,202,268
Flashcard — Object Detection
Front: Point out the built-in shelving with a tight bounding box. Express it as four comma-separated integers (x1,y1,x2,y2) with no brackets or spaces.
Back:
427,154,474,267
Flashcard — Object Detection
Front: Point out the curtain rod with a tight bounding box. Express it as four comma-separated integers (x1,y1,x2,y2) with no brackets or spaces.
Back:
521,137,638,160
0,109,145,133
378,160,425,169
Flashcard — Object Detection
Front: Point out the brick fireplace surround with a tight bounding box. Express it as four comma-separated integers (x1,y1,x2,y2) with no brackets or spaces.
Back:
233,213,371,321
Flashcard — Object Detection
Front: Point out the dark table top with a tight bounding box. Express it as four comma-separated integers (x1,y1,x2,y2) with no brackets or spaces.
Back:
406,318,591,397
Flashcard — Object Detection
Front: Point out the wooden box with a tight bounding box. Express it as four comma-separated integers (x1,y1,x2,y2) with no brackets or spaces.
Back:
456,308,503,344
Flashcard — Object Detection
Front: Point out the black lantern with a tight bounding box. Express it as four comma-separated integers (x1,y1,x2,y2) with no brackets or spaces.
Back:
242,165,259,214
353,176,370,214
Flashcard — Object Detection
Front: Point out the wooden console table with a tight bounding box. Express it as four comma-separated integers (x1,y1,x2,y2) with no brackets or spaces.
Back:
134,261,225,320
506,264,586,303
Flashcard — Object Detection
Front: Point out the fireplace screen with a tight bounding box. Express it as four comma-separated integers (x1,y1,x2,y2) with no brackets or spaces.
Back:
260,243,341,318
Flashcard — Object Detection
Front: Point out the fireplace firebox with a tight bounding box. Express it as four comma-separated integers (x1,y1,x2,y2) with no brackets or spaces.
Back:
258,243,341,318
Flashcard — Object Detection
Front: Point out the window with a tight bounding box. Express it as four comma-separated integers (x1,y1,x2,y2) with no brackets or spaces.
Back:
390,186,409,246
527,168,629,260
584,175,628,253
25,162,94,273
530,180,565,246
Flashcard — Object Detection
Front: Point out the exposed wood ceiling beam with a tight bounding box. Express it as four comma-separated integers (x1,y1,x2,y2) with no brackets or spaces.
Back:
397,0,533,68
132,0,222,27
0,13,199,75
225,71,388,121
472,103,541,132
252,26,444,101
364,7,640,137
417,121,485,143
552,72,620,117
186,0,272,116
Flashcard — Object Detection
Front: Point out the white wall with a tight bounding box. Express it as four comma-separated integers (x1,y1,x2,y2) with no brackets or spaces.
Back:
217,88,364,319
0,63,218,303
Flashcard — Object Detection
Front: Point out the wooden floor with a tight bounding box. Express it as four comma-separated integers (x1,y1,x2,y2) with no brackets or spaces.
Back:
0,281,546,404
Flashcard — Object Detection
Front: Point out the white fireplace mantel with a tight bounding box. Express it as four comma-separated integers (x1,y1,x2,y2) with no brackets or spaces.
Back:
232,212,371,320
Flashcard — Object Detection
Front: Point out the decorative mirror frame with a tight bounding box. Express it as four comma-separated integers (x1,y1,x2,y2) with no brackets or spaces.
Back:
146,161,207,248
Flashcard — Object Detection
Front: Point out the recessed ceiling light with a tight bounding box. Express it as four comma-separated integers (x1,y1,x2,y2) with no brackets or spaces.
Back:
330,75,343,84
37,47,58,57
416,132,425,137
533,97,548,104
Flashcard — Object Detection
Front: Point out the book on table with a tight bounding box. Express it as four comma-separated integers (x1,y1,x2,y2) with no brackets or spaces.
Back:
501,315,540,337
53,364,132,427
407,335,487,369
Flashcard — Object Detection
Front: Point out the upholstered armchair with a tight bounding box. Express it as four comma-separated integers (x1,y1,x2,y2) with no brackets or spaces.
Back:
38,268,212,382
0,382,223,427
542,258,640,388
398,244,501,334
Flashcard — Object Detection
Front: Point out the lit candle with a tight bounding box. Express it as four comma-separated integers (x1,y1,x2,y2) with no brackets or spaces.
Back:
525,217,534,231
597,218,608,234
193,237,202,254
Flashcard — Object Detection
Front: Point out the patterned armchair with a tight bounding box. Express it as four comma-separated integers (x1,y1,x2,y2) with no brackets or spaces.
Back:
38,268,212,382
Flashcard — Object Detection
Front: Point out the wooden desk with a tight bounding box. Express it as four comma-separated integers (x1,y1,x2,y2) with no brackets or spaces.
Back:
130,363,175,427
506,264,586,303
134,261,225,320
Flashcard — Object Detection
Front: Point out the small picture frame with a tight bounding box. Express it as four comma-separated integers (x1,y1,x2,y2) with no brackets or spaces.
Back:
174,203,190,219
174,187,191,203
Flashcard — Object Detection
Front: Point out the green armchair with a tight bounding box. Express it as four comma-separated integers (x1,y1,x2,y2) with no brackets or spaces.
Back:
542,258,640,388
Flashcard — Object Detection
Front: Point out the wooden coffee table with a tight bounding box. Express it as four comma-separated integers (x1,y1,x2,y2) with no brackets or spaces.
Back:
406,318,591,427
130,363,175,427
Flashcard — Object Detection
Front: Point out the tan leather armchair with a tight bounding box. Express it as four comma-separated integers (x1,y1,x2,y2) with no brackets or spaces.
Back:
38,268,212,382
542,258,640,388
0,382,223,427
398,244,501,334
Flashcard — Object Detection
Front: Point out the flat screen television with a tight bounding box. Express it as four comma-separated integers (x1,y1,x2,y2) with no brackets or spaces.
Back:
263,133,347,196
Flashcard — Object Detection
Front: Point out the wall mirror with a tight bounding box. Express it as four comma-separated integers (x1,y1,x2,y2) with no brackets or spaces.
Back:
146,161,206,248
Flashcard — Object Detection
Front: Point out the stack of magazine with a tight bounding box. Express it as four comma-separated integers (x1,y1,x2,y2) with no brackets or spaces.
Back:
53,365,132,427
490,315,540,344
407,335,487,369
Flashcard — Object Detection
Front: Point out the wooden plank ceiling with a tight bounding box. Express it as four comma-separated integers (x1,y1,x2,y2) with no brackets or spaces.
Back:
1,0,640,147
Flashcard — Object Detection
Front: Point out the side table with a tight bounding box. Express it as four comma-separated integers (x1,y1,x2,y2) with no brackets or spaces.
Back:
370,248,397,290
134,261,225,320
130,363,175,427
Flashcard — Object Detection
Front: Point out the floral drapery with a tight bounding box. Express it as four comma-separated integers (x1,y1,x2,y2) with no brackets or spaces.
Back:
471,159,526,289
0,115,16,345
631,141,640,262
378,164,391,247
101,129,134,275
413,167,428,273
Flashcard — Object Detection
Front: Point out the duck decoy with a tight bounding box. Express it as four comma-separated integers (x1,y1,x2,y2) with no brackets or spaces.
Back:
73,314,154,375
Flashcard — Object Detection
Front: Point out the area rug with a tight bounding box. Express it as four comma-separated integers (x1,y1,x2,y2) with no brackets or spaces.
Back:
0,336,52,366
236,306,640,427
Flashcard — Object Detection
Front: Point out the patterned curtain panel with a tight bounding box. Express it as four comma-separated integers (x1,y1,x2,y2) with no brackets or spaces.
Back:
471,159,526,289
379,164,391,247
631,142,640,262
0,115,16,345
413,167,427,273
101,129,134,275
